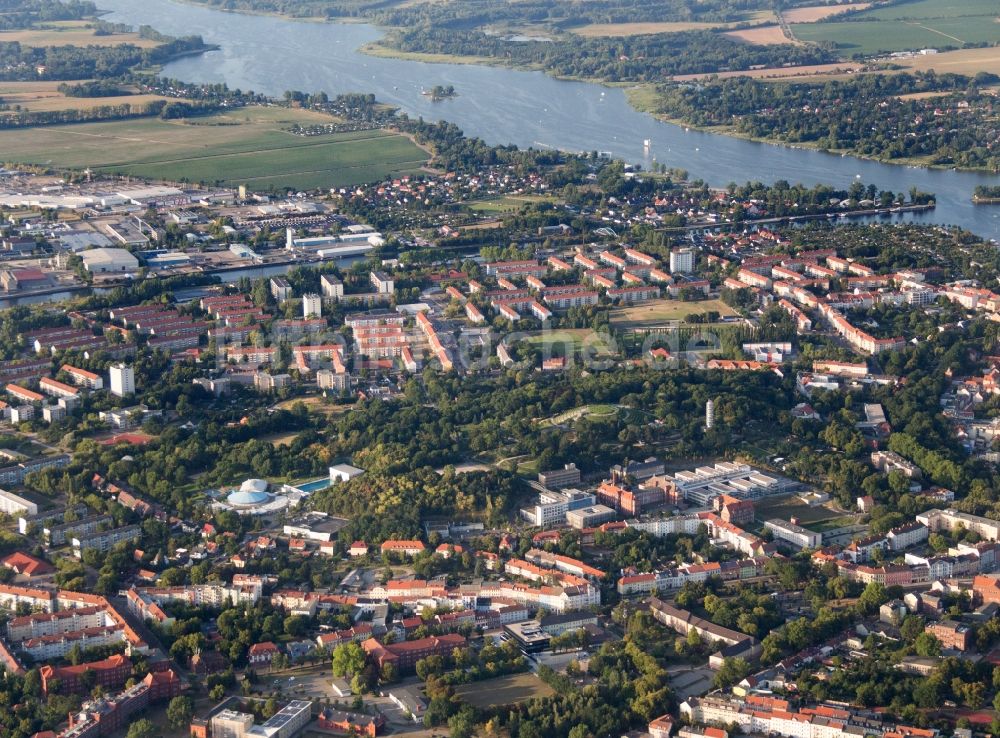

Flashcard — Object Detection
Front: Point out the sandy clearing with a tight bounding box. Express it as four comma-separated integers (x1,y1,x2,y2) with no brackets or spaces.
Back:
572,21,725,36
672,61,863,81
724,25,795,45
782,3,871,23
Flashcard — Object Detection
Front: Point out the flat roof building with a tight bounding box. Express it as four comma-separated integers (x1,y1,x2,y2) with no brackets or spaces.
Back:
79,248,139,273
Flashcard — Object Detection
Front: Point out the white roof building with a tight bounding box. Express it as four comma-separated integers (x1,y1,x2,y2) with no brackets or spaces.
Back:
79,248,139,273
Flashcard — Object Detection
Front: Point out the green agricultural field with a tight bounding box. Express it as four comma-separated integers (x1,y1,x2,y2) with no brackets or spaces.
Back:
0,107,429,190
791,0,1000,56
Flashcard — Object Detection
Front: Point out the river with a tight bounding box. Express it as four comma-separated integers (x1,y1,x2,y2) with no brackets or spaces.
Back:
98,0,1000,238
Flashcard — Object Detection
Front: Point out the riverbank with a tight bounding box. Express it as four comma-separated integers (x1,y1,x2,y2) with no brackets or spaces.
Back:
360,42,506,68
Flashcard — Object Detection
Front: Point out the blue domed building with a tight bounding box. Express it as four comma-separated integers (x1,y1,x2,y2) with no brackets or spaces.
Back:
227,479,272,508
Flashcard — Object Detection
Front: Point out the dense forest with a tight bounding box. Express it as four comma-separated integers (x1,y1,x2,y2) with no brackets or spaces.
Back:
385,28,834,82
180,0,804,25
652,71,1000,171
0,35,212,82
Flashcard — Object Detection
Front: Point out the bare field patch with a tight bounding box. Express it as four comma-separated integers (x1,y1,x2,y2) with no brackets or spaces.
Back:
896,90,950,100
610,298,738,327
0,82,183,113
782,3,871,23
894,46,1000,76
571,11,775,37
0,26,161,48
455,673,555,708
572,21,725,37
724,25,795,45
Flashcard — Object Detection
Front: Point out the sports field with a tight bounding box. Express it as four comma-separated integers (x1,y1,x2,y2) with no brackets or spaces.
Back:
455,673,555,708
466,194,552,213
0,107,430,190
790,0,1000,56
610,298,738,327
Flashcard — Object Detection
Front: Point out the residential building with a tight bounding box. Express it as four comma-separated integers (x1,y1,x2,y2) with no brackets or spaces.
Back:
320,274,344,300
370,271,394,294
649,598,759,667
40,654,131,696
302,293,322,318
380,540,426,558
270,278,292,302
362,633,465,673
538,464,581,489
72,524,140,558
62,365,103,390
0,489,37,516
713,494,754,525
44,514,114,547
108,364,134,397
918,509,1000,541
925,620,971,651
317,708,384,738
670,248,695,274
679,694,934,738
248,641,281,670
765,518,822,550
39,377,79,400
887,522,929,551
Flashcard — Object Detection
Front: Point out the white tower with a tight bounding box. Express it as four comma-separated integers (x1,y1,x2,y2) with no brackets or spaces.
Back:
109,363,135,397
285,227,295,250
705,399,715,430
303,293,322,319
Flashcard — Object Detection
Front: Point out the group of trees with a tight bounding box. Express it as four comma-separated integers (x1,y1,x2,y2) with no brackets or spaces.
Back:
0,35,211,82
0,0,97,30
0,97,220,128
654,71,1000,171
387,27,832,83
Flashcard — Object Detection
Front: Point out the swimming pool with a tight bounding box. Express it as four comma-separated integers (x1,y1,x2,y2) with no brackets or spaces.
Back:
295,478,332,493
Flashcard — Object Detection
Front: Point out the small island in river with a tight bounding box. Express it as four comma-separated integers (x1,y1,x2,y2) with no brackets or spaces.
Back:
422,84,457,100
973,185,1000,204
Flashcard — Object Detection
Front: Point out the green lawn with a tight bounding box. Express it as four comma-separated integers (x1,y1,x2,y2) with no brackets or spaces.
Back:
754,495,844,525
466,194,553,213
543,403,619,426
522,328,618,358
807,516,861,533
0,107,429,190
791,0,1000,55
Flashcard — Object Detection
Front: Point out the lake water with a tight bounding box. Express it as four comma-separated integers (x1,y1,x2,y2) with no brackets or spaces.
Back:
99,0,1000,238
